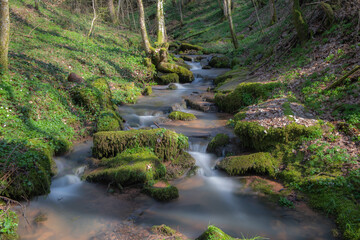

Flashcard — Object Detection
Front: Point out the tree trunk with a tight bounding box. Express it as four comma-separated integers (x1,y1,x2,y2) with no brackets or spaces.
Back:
292,0,309,44
178,0,183,26
126,0,131,27
108,0,117,24
88,0,97,38
0,0,10,74
269,0,276,25
129,0,137,31
137,0,151,54
222,0,228,19
34,0,39,10
226,0,238,49
156,0,166,44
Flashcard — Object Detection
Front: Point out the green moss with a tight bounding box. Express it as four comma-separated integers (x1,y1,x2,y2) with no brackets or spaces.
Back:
157,62,194,83
233,109,247,121
157,73,180,85
92,128,189,161
142,86,152,96
144,182,179,201
196,225,235,240
151,224,177,236
209,56,231,68
292,0,309,45
206,133,230,153
282,102,294,116
215,82,282,113
234,121,322,151
168,111,197,121
86,147,158,186
179,43,203,52
167,83,178,90
96,110,124,132
218,152,278,177
0,140,52,200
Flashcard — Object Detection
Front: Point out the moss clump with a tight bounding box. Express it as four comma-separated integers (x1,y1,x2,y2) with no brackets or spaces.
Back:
70,78,114,114
145,182,179,201
157,62,194,83
206,133,229,153
151,224,177,236
96,110,124,132
196,225,235,240
0,140,52,200
157,73,180,85
233,109,247,121
168,111,197,121
92,128,189,161
234,121,322,151
86,147,158,186
215,82,282,113
209,56,231,68
179,43,203,52
218,152,278,177
142,86,152,96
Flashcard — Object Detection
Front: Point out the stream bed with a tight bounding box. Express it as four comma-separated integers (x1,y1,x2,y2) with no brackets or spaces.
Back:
17,59,334,240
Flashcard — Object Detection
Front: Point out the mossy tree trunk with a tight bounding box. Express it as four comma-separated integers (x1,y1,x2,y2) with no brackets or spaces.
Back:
269,0,276,25
137,0,151,54
225,0,238,49
157,0,166,44
319,2,335,28
108,0,117,24
0,0,10,74
292,0,309,45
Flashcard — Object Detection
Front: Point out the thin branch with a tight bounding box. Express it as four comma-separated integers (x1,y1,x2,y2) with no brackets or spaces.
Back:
88,0,97,38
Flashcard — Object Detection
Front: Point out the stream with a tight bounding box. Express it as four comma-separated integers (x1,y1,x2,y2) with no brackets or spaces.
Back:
17,58,334,240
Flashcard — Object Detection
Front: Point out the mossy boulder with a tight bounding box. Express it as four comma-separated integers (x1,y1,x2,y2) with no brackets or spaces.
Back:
92,128,189,161
217,152,278,177
142,86,152,96
209,56,231,68
168,83,178,90
96,110,124,132
179,43,203,52
206,133,230,154
180,55,193,61
234,121,322,151
196,225,236,240
157,73,180,85
157,62,194,83
144,181,179,201
0,140,53,200
86,147,158,186
168,111,197,121
70,78,114,114
215,82,282,113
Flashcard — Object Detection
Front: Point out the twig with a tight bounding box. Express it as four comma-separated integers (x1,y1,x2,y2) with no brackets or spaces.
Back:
153,122,161,128
326,65,360,90
305,0,329,6
28,23,42,36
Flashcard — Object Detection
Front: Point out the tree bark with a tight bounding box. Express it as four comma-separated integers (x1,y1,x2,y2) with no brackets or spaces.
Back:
129,0,137,30
108,0,117,24
0,0,10,74
178,0,183,26
137,0,151,54
226,0,238,49
88,0,97,38
269,0,276,25
156,0,166,44
222,0,228,19
292,0,309,44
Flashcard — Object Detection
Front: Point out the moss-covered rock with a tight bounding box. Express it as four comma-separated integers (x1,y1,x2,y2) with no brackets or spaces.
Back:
180,55,193,61
151,224,177,236
206,133,230,153
70,78,114,114
142,86,152,96
96,110,124,132
86,147,158,186
157,73,180,85
168,111,197,121
196,225,235,240
92,128,189,161
215,82,282,113
0,140,53,200
218,152,278,177
144,181,179,201
168,83,178,90
157,62,194,83
179,43,203,52
234,121,322,151
209,56,231,68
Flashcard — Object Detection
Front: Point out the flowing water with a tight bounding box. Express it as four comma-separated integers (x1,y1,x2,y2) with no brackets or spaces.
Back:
17,58,334,240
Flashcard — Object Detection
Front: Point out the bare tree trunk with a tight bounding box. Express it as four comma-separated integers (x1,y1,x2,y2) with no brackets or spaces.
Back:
0,0,10,74
116,0,122,23
178,0,183,26
126,0,131,28
222,0,228,19
226,0,238,49
156,0,166,44
108,0,117,24
251,0,263,33
129,0,137,31
269,0,276,25
137,0,151,54
88,0,97,38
